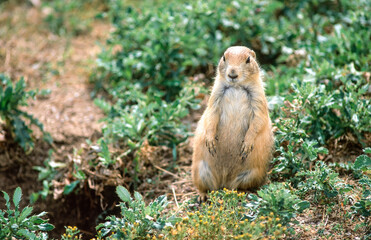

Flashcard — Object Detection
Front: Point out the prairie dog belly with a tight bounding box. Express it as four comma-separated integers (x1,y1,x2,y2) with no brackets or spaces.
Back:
216,87,251,164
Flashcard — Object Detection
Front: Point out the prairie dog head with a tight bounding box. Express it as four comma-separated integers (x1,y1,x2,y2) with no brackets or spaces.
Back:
217,46,259,84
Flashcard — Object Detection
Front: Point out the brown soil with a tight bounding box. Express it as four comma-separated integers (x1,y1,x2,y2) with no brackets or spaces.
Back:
0,3,109,238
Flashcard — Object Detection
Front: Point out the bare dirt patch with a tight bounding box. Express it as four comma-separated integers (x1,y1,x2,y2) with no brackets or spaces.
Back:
0,3,109,237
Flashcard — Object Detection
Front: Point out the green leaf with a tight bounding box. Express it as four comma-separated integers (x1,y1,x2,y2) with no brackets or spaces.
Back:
13,116,33,152
36,211,48,218
2,191,11,210
63,181,80,195
127,139,138,149
38,223,55,231
354,155,371,170
32,217,47,224
2,191,10,204
11,223,19,230
364,148,371,154
295,200,310,212
94,98,112,114
29,193,39,205
17,229,36,239
19,206,33,222
116,186,131,202
98,139,113,165
13,187,22,208
73,169,86,180
134,191,143,201
43,132,53,144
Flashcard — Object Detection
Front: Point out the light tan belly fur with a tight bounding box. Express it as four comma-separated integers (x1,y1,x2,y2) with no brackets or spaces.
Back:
215,87,251,185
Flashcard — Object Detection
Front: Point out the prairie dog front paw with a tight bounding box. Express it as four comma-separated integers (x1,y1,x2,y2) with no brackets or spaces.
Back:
205,134,218,157
240,139,254,161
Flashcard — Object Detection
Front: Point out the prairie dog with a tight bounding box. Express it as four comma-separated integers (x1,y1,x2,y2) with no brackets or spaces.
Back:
192,46,274,199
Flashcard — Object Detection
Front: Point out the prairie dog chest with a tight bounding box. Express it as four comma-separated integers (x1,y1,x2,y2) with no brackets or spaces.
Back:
219,86,251,127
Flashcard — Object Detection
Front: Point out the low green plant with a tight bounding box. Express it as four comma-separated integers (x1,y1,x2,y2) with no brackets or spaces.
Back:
0,187,54,239
0,74,52,152
94,83,202,185
97,139,116,167
246,183,310,225
265,64,304,97
272,113,328,180
96,186,176,239
351,172,371,236
61,226,82,240
297,161,352,203
96,0,304,99
167,189,288,240
351,148,371,218
352,176,371,218
97,186,289,239
353,148,371,174
289,74,370,145
272,70,369,180
42,0,93,36
307,13,370,72
97,83,202,152
32,150,66,202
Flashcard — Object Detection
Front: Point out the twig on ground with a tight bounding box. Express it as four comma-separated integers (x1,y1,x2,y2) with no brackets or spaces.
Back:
172,187,179,209
153,164,181,179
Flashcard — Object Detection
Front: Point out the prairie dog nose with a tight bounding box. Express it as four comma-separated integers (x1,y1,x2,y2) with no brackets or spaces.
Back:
228,69,238,79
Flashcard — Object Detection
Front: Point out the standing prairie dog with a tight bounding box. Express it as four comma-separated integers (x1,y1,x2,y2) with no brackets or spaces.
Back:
192,46,274,199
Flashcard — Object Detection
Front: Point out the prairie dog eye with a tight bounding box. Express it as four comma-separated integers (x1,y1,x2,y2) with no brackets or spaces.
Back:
246,56,251,64
223,55,226,62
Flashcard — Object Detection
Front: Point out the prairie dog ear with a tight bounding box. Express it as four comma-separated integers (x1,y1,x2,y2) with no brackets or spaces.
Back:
250,50,256,59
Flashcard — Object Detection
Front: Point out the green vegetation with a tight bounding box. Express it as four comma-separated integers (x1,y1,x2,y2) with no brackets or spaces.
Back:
97,186,291,239
95,83,201,152
41,0,96,36
91,0,371,238
247,183,310,225
1,0,370,239
96,186,175,239
352,148,371,220
94,0,370,150
0,187,54,239
297,161,350,202
0,74,51,152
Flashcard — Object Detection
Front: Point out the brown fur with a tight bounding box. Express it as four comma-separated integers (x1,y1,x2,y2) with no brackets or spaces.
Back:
192,46,274,199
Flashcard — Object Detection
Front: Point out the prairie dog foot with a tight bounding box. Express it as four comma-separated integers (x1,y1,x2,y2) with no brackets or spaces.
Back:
198,193,208,202
199,160,217,191
231,168,265,190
